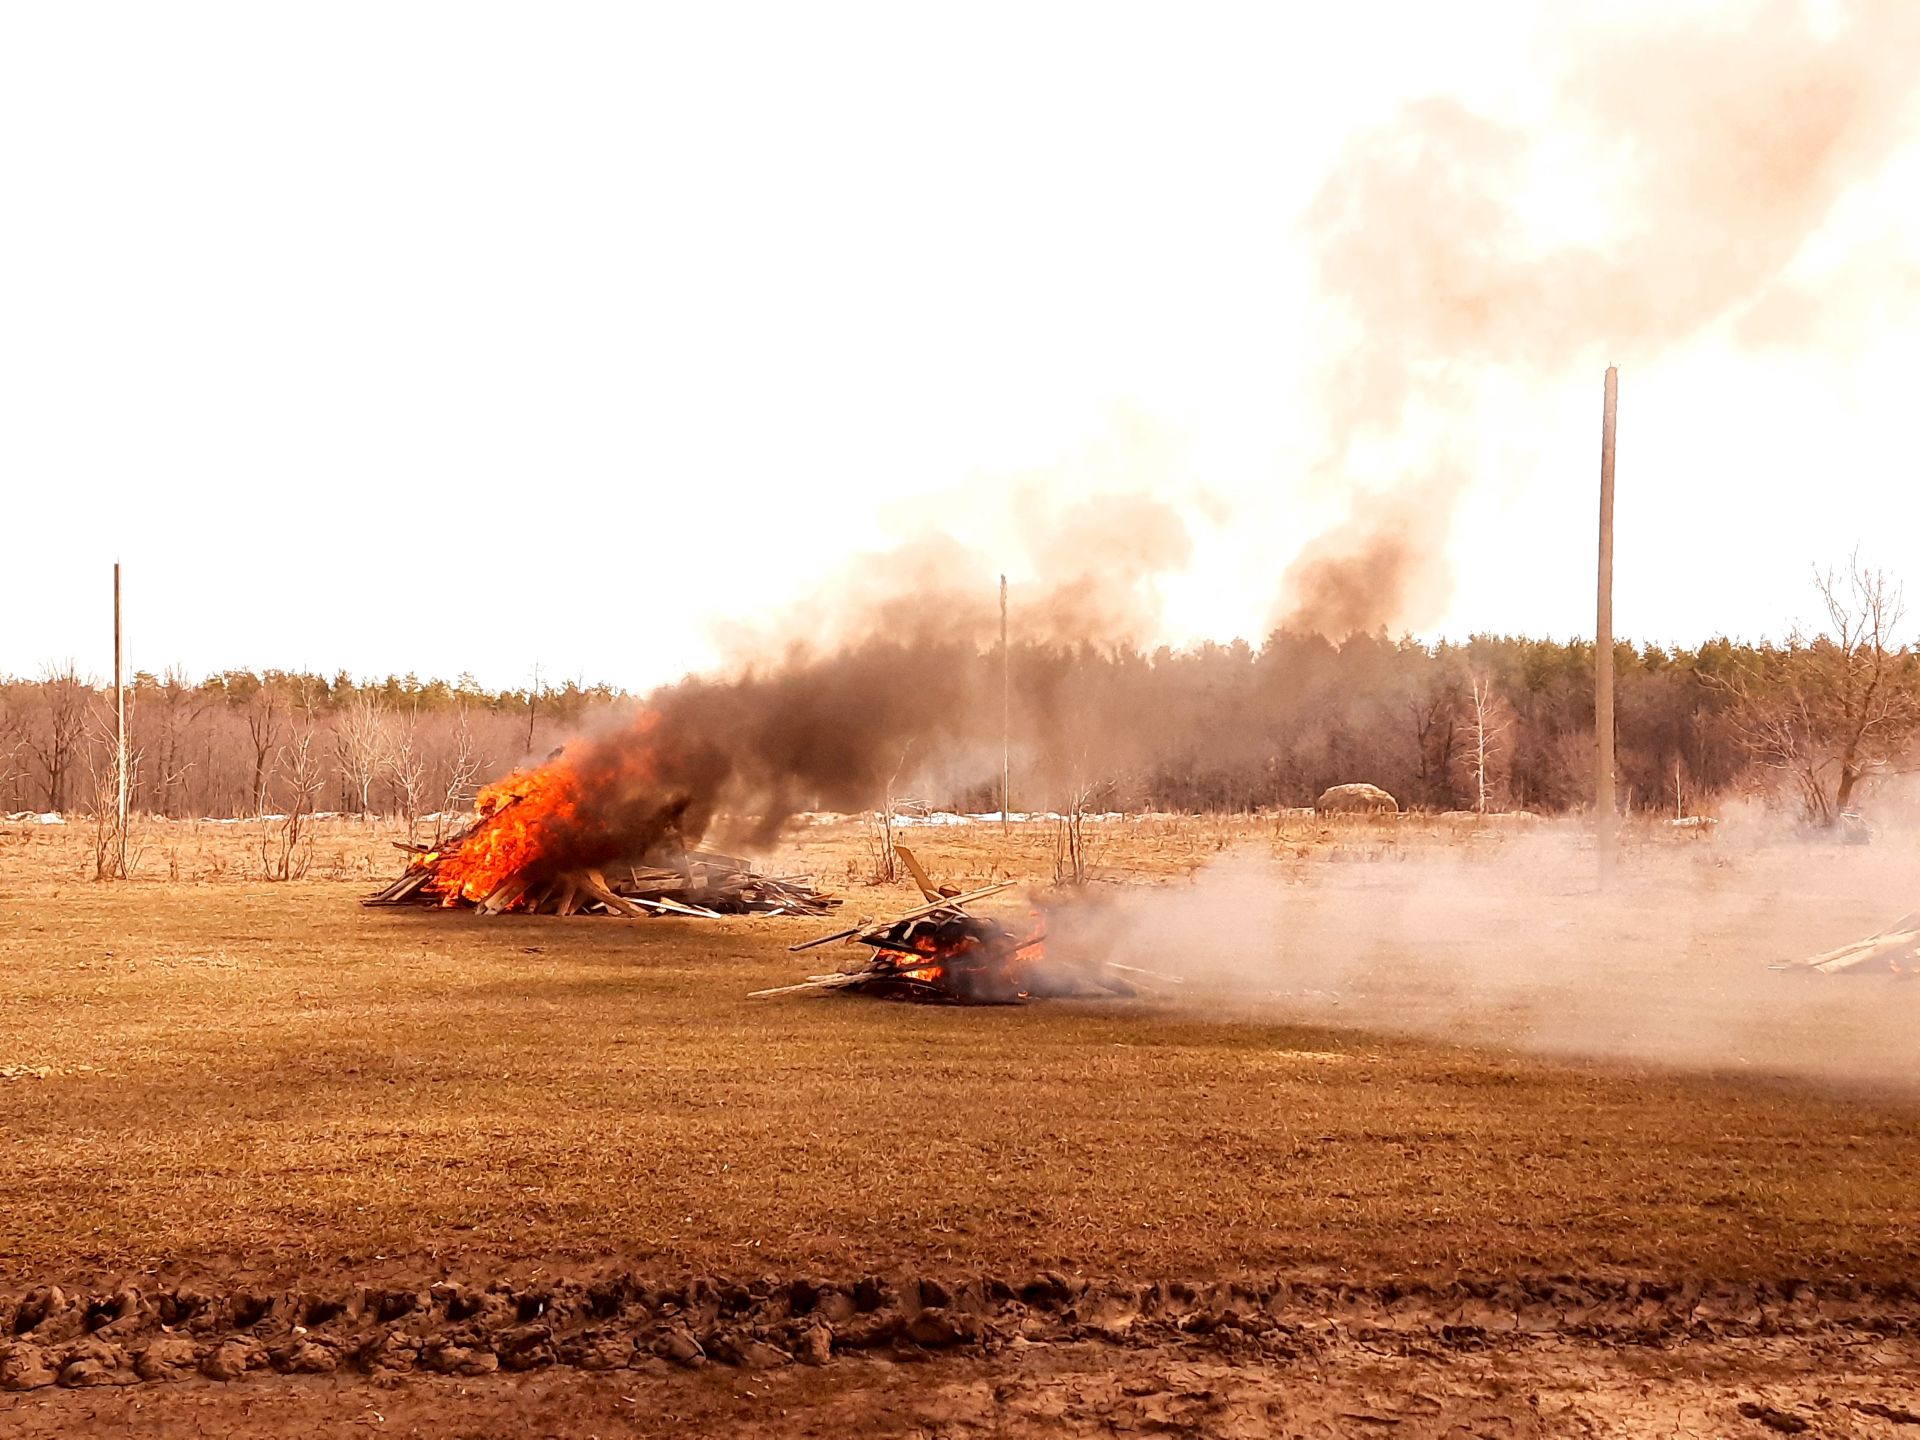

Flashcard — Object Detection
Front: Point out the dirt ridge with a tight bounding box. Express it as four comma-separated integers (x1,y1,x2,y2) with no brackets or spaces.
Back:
5,1268,1918,1393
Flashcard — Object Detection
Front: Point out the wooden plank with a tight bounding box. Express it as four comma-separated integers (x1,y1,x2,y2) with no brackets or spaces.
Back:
582,869,648,917
790,882,1015,952
748,972,869,998
789,921,871,952
480,874,531,915
1807,931,1920,974
627,896,724,919
1798,913,1920,972
846,882,1018,941
368,868,436,904
893,845,943,902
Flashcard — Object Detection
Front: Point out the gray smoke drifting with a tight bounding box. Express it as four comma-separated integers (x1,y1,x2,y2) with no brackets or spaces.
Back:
1276,0,1920,637
728,489,1195,659
475,485,1202,874
499,3,1920,864
1051,829,1920,1092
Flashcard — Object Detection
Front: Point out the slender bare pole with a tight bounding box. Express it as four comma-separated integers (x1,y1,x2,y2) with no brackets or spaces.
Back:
1595,366,1618,883
1000,575,1010,832
526,661,539,753
114,561,129,878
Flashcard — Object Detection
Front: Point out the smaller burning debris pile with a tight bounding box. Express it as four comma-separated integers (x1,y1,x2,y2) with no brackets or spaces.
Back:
1782,911,1920,976
753,852,1160,1004
366,835,838,918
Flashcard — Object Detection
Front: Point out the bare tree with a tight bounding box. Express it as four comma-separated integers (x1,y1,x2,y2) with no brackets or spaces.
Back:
86,699,140,879
860,742,914,885
0,691,25,807
1462,671,1512,814
1052,782,1095,887
239,678,285,818
434,707,484,843
137,668,206,817
333,694,391,818
22,664,90,812
260,726,327,880
384,711,431,842
1716,558,1920,825
1051,749,1119,887
1407,682,1461,809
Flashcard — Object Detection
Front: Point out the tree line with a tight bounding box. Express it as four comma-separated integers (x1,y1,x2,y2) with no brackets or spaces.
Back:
0,669,619,829
4,565,1916,827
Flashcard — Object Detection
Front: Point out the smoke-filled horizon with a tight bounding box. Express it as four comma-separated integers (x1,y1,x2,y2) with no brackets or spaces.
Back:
457,601,1904,872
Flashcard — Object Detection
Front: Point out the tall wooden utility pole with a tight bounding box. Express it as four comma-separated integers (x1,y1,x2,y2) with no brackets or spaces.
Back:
113,561,129,879
1000,575,1010,832
1595,366,1618,882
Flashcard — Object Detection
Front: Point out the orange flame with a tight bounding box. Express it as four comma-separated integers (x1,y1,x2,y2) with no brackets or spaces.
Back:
426,763,586,905
867,911,1048,1001
422,712,671,908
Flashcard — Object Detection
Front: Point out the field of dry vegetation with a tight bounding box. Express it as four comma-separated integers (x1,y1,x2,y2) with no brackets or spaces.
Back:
5,812,1920,1436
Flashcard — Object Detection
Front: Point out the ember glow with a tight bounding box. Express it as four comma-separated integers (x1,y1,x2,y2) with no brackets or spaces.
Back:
863,912,1052,1004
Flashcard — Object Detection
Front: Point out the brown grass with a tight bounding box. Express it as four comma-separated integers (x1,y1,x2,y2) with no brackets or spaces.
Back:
2,813,1918,1288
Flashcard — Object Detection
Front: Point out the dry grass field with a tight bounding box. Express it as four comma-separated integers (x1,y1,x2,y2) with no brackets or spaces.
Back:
5,812,1920,1435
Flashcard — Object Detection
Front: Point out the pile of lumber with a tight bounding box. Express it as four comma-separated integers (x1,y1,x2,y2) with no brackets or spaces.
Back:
1785,912,1920,975
616,851,839,917
365,843,839,919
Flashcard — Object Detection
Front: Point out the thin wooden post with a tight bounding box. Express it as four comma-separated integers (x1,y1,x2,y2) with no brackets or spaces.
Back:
526,662,539,753
114,561,128,879
1595,366,1618,882
1000,575,1010,832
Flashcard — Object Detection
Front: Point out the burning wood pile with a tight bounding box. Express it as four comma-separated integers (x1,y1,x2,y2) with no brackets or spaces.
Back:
363,761,837,918
752,849,1159,1004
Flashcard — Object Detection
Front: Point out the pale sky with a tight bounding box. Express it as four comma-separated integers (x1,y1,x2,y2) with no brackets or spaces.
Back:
4,2,1918,690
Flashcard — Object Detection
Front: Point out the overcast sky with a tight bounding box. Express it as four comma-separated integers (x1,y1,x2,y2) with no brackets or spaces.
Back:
4,2,1918,690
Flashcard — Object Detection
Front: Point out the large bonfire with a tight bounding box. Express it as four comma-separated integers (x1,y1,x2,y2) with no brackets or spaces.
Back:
365,716,837,918
426,764,592,907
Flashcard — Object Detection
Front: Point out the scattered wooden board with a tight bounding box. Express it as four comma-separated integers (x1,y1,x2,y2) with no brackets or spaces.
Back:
1787,912,1920,975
